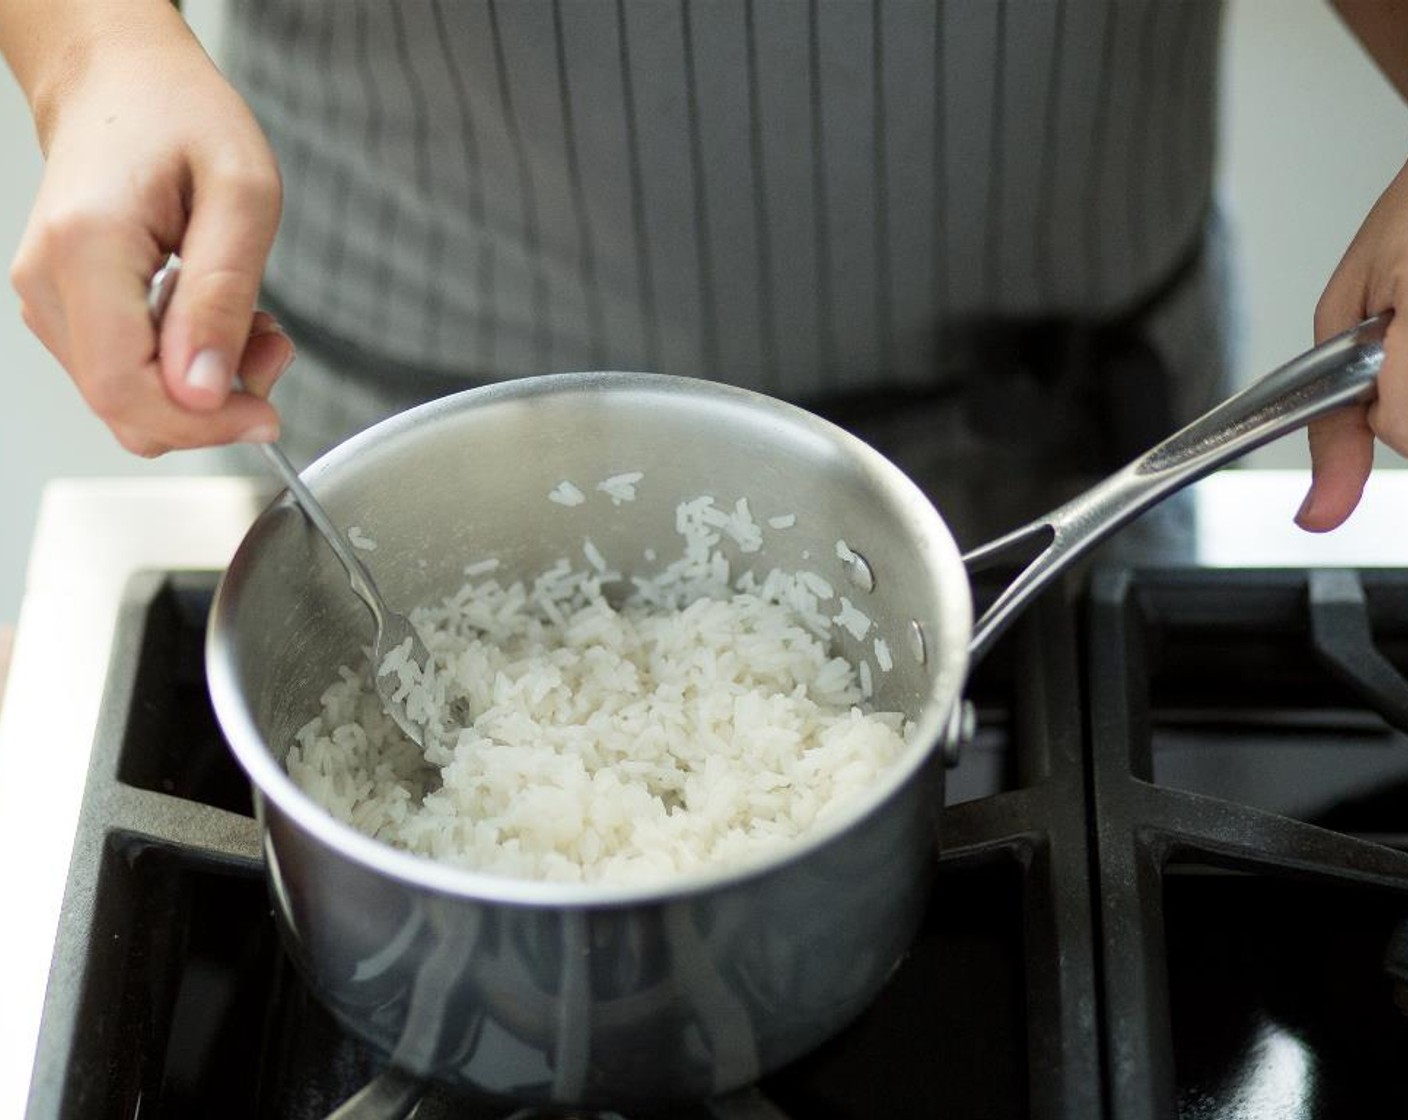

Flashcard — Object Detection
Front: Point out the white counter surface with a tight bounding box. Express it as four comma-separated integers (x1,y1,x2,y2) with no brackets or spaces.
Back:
0,469,1405,1116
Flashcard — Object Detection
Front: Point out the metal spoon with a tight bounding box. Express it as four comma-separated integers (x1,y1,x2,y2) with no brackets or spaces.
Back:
148,254,438,749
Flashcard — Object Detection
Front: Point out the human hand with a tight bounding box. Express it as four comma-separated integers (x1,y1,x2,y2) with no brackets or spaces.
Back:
9,15,291,456
1298,156,1408,531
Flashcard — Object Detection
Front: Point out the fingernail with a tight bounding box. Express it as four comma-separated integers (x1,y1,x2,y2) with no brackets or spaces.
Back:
274,343,296,380
252,317,286,337
185,348,229,394
239,423,280,444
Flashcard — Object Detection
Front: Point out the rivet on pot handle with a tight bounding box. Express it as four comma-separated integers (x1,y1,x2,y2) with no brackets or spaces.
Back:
962,313,1390,663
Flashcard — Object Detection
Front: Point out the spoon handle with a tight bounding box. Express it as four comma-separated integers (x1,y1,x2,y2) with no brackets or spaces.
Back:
147,253,393,633
253,439,394,633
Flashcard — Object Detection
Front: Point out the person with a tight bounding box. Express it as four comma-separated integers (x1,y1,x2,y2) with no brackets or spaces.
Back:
2,0,1405,547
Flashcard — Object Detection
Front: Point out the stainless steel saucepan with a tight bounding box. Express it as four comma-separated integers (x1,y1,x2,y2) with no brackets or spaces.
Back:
206,315,1387,1112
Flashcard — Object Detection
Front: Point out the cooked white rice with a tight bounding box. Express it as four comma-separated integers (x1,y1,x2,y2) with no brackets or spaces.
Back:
286,497,910,886
548,480,587,506
596,471,644,504
346,526,378,552
833,596,873,641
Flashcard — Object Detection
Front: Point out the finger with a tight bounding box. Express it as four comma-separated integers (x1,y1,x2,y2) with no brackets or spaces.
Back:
1298,407,1375,532
93,361,280,456
13,203,228,450
14,290,71,372
108,356,281,456
47,227,171,430
47,233,280,453
100,350,283,456
11,213,82,373
1303,252,1400,531
158,155,281,411
1313,260,1368,345
237,320,295,399
250,309,279,335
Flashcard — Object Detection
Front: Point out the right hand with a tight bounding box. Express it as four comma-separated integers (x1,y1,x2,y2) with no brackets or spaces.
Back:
9,18,292,456
1297,154,1408,532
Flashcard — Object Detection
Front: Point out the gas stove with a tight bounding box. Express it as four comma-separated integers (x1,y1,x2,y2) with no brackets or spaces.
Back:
4,474,1408,1119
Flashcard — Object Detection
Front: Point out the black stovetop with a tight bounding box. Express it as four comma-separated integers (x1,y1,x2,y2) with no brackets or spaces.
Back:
24,565,1408,1119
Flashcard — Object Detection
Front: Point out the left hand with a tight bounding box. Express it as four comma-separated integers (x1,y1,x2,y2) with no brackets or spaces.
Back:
1298,155,1408,532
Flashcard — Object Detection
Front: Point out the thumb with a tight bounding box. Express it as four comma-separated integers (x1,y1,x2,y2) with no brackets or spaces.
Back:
159,158,281,411
1298,407,1375,532
1297,305,1405,532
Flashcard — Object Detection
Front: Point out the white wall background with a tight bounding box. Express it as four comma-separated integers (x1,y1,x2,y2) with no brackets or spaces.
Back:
1222,0,1408,470
1,0,1406,624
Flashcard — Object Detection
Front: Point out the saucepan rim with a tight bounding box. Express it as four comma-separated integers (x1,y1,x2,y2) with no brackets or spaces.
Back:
207,371,974,907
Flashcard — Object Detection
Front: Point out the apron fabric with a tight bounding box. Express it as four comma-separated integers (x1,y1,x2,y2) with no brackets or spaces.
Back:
222,0,1230,560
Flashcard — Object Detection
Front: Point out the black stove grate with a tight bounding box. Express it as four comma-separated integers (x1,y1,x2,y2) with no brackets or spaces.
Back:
23,565,1408,1118
1088,567,1408,1120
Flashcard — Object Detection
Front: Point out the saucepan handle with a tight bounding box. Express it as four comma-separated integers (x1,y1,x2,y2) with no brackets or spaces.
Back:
962,313,1390,662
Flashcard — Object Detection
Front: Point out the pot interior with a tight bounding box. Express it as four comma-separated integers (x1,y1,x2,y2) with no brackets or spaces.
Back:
210,373,972,855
